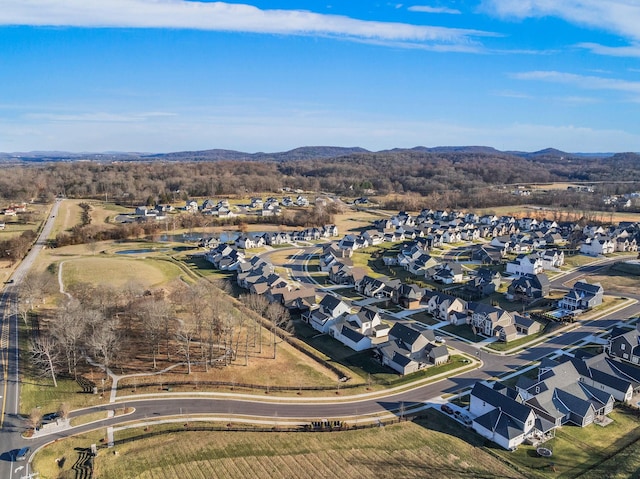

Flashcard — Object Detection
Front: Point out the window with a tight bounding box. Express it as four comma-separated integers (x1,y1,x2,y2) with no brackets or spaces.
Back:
621,344,626,351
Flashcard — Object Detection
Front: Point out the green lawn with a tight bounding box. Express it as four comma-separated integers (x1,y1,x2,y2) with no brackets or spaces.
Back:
495,407,640,478
440,324,485,342
487,322,555,352
406,311,440,326
20,377,106,416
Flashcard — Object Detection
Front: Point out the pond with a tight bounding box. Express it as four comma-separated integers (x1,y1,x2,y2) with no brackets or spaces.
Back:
153,232,240,243
115,248,169,255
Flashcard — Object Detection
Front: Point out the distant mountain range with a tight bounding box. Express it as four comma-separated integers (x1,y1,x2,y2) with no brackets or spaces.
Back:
0,146,624,163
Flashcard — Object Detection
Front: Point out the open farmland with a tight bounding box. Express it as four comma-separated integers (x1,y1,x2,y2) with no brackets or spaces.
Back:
33,413,527,479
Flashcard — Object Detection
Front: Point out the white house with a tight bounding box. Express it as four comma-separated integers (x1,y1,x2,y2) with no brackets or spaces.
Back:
580,236,615,256
505,254,543,277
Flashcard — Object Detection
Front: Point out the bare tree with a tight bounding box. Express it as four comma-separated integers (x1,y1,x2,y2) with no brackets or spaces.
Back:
241,293,270,354
18,270,54,325
139,298,173,370
89,318,120,377
27,408,43,430
51,299,87,378
176,318,197,374
30,336,60,387
58,402,70,420
264,302,291,359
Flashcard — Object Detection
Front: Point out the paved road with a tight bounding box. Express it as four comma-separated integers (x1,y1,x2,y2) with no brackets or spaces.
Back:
0,198,61,479
4,213,640,477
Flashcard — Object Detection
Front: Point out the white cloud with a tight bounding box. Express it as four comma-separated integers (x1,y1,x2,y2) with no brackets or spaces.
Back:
25,111,177,122
0,0,493,49
483,0,640,41
408,5,462,14
512,70,640,94
577,42,640,58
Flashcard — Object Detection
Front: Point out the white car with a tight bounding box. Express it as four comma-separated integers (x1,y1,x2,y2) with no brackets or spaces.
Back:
435,336,445,344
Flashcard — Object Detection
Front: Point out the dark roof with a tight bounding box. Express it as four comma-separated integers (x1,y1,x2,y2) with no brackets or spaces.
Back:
319,294,344,312
392,351,413,367
573,280,603,294
389,322,435,344
474,408,526,440
341,326,366,343
471,382,532,424
427,344,449,359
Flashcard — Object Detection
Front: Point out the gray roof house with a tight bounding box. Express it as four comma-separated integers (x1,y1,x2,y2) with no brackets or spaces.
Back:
304,294,351,334
468,303,513,338
606,324,640,366
469,382,538,450
376,323,442,375
506,273,550,301
517,360,614,428
558,280,604,312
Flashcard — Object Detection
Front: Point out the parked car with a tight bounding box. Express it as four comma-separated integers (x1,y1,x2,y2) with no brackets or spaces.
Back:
42,412,60,422
440,404,454,415
435,336,445,343
15,447,30,461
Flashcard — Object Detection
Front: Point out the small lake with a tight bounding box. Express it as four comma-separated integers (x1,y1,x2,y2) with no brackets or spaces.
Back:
154,232,241,243
116,248,169,255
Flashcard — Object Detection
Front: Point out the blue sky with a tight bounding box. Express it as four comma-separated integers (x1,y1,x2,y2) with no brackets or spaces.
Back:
1,0,639,153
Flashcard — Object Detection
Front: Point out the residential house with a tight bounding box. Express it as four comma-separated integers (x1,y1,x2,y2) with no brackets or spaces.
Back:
329,262,367,285
392,283,424,309
463,268,502,299
205,244,245,271
506,254,544,277
424,292,467,325
539,249,565,269
329,307,390,351
606,324,640,366
580,236,615,256
615,236,638,253
355,276,401,300
470,245,503,265
513,315,542,336
376,323,445,375
431,262,464,284
565,353,635,402
235,234,266,249
558,280,604,312
467,303,514,338
469,382,538,451
304,294,351,334
505,273,550,301
517,360,614,428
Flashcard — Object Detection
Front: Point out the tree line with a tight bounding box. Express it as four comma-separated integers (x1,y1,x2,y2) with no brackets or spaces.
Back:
2,151,640,211
28,271,292,387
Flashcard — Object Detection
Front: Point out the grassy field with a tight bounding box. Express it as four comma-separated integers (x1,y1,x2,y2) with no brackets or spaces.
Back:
29,405,640,479
33,411,527,479
61,256,184,290
332,209,389,235
20,376,107,416
495,407,640,478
